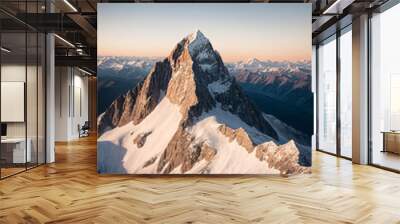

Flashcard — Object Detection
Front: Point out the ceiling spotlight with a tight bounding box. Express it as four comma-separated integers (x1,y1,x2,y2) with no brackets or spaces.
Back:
322,0,354,15
76,48,84,55
54,34,75,48
1,47,11,53
63,0,78,12
78,67,93,76
323,0,341,14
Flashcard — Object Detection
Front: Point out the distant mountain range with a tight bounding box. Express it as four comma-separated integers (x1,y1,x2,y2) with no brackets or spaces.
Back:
98,56,313,137
97,56,160,114
98,56,161,72
226,58,313,137
97,30,311,174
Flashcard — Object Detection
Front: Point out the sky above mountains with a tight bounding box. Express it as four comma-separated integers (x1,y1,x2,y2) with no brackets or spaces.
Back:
98,3,311,62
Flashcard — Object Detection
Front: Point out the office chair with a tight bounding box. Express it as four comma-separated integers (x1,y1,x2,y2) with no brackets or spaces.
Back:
79,121,90,138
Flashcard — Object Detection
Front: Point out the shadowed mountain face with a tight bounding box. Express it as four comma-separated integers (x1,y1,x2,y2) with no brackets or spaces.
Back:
227,59,313,136
98,30,311,175
98,57,313,137
97,57,159,114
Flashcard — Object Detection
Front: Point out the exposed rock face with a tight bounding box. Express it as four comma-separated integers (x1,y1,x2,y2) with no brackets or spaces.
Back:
218,125,309,175
98,86,140,133
156,124,308,175
256,141,311,175
255,142,277,161
98,30,310,175
156,128,217,174
157,128,193,174
218,125,254,153
143,156,157,168
199,144,217,162
131,60,172,125
99,30,277,139
133,131,152,148
98,60,172,134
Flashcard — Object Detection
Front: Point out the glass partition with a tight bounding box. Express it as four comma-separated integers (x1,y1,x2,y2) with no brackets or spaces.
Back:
1,31,28,178
0,2,46,179
27,31,38,169
38,32,46,165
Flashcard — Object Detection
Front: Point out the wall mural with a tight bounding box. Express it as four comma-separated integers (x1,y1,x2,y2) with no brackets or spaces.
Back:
97,3,312,175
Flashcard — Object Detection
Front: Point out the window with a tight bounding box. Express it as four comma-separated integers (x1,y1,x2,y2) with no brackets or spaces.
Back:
390,74,400,130
370,3,400,171
317,35,337,154
316,25,353,159
339,27,352,158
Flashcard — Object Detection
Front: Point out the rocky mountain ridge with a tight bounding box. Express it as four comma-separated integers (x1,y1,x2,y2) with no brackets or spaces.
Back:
98,30,310,175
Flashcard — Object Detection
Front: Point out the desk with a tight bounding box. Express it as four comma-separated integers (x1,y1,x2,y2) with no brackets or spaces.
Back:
382,131,400,155
1,138,31,163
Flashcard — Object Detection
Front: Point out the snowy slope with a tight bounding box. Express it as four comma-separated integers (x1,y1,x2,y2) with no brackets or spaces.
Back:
263,113,311,166
99,103,281,174
97,30,310,175
98,97,182,174
186,107,280,174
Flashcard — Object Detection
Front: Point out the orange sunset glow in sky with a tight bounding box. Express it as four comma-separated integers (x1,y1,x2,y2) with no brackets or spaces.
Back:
98,4,311,62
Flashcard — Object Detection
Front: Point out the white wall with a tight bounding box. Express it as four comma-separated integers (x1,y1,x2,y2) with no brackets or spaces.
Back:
72,73,89,138
55,67,89,141
55,67,69,141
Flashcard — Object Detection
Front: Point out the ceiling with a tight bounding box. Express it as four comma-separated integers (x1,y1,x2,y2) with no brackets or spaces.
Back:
0,0,390,75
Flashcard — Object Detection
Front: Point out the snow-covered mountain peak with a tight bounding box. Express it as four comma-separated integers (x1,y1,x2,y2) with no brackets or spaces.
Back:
188,29,207,44
100,31,278,139
186,30,212,59
97,31,310,175
247,58,262,64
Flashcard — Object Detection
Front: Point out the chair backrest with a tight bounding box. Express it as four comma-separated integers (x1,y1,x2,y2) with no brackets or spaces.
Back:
82,121,90,129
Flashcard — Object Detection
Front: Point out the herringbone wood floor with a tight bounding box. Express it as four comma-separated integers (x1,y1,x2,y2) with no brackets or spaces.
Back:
1,136,400,224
